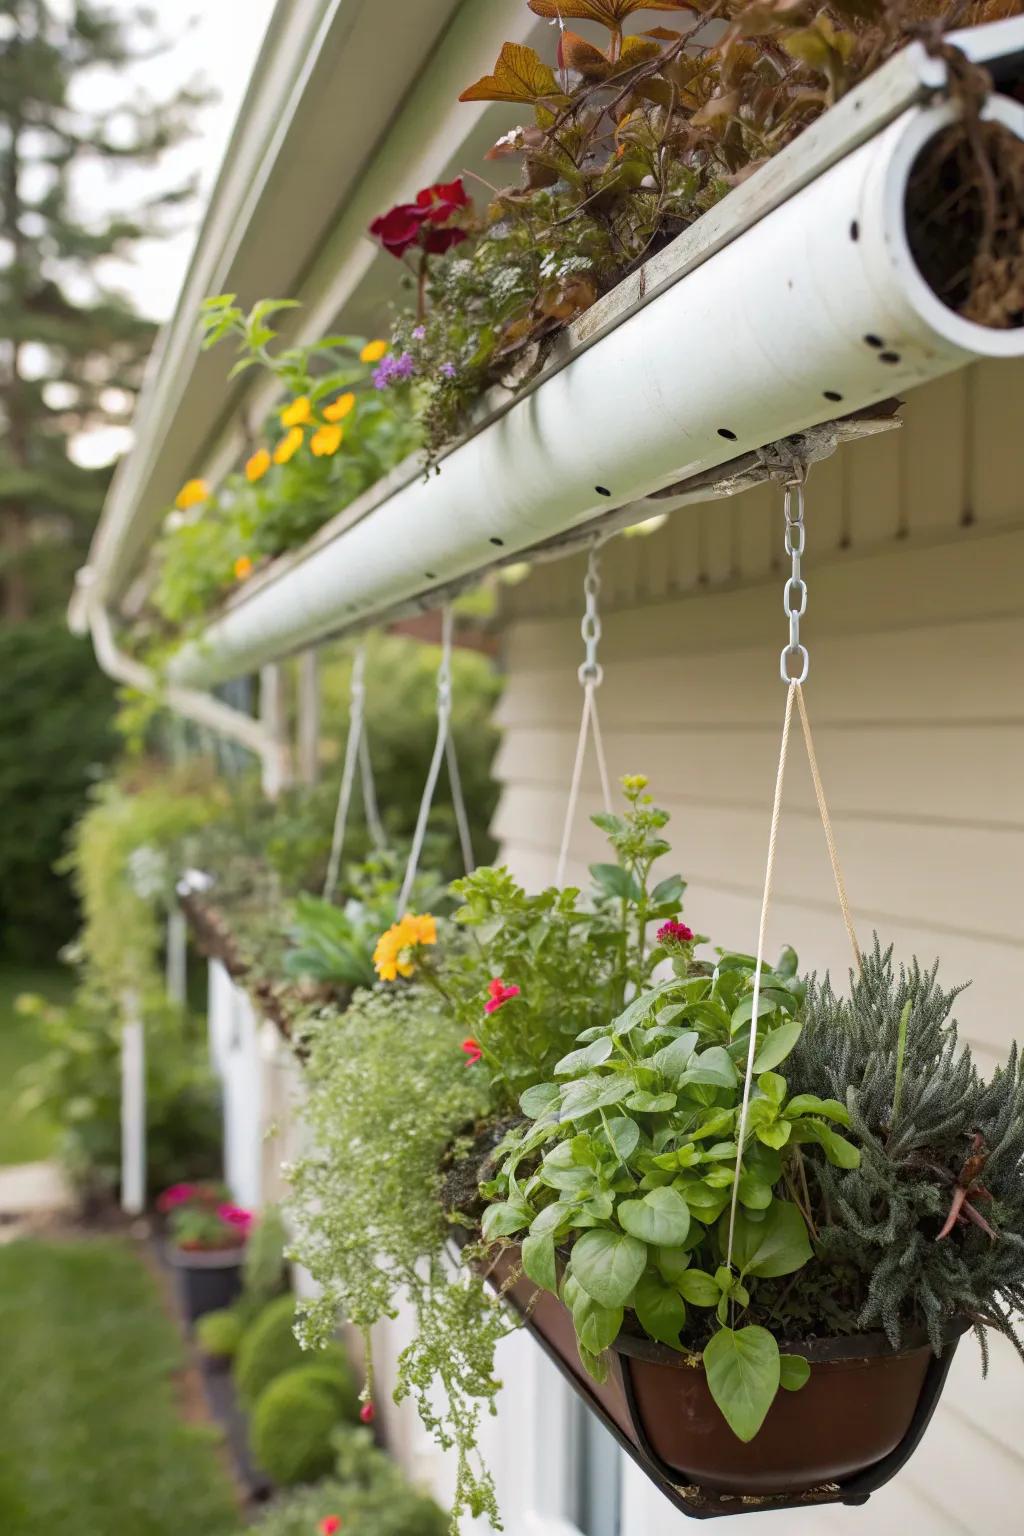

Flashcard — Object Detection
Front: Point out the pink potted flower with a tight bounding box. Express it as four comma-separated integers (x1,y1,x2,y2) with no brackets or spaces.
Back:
160,1180,253,1323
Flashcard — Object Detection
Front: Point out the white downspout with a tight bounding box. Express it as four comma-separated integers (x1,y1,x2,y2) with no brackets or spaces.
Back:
73,579,285,784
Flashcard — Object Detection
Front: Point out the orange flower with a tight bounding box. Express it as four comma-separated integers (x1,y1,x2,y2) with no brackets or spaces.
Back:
175,478,209,511
373,913,437,982
311,423,343,457
245,448,270,483
280,395,312,428
360,339,388,364
274,426,303,465
234,556,253,581
323,392,356,423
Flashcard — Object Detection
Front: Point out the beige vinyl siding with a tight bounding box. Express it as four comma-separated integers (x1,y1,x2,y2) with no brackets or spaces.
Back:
493,358,1024,1533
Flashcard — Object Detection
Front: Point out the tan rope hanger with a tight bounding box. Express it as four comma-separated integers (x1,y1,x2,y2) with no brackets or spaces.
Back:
724,470,862,1276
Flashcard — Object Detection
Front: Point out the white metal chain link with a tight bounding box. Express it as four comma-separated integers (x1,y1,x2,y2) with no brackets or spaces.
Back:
780,470,809,684
578,546,605,688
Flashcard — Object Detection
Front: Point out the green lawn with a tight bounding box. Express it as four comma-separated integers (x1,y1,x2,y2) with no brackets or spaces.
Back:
0,965,68,1164
0,1238,238,1536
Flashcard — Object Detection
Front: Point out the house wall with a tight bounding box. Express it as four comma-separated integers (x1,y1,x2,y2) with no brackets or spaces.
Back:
492,357,1024,1534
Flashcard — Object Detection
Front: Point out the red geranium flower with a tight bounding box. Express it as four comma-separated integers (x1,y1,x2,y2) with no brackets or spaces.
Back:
369,201,428,258
360,1400,376,1424
318,1517,342,1536
422,225,468,256
416,177,470,223
461,1038,483,1067
484,978,520,1015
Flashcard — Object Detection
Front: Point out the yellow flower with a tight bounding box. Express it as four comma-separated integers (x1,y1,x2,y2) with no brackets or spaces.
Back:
274,426,304,465
245,448,271,483
323,392,356,423
310,423,343,458
373,912,437,982
175,478,209,511
621,774,648,794
280,395,312,428
234,556,254,581
360,339,389,364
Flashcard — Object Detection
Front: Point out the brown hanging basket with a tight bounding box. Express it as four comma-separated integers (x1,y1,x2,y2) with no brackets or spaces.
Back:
487,1242,968,1522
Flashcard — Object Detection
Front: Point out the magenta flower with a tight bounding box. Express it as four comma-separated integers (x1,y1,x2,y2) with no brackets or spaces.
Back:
484,978,520,1015
657,920,694,947
217,1203,253,1233
360,1400,376,1424
461,1038,483,1067
156,1182,196,1213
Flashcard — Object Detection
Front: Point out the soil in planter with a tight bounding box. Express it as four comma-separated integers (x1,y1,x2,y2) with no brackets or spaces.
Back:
440,1115,522,1227
906,115,1024,329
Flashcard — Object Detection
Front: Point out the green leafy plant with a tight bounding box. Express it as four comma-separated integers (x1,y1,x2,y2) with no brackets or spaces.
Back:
481,943,858,1439
283,894,389,992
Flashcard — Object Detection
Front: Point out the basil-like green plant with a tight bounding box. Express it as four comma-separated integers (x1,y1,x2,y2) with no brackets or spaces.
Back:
283,894,381,991
481,952,860,1442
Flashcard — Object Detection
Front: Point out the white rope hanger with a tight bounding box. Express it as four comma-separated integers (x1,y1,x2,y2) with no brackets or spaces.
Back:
323,644,386,903
396,605,475,917
724,470,862,1279
556,541,614,888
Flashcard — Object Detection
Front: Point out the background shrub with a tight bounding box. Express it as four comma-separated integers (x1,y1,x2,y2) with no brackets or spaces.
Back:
0,622,116,962
249,1370,340,1485
195,1308,246,1362
234,1296,306,1407
231,1426,448,1536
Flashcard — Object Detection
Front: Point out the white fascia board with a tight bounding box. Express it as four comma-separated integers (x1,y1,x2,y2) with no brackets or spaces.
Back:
166,23,1024,689
82,0,483,610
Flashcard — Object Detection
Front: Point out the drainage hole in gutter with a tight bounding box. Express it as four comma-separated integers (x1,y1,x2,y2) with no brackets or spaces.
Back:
489,536,504,546
424,571,437,580
879,350,901,364
823,389,843,402
595,485,611,497
850,220,859,241
864,333,884,348
717,428,737,441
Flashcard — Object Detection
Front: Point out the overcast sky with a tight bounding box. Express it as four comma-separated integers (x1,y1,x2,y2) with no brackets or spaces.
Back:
64,1,277,463
76,0,278,323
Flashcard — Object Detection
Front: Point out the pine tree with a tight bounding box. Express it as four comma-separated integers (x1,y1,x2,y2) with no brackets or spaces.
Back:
0,0,204,619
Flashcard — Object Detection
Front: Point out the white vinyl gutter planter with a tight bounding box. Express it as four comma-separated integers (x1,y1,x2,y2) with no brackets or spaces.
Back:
158,21,1024,689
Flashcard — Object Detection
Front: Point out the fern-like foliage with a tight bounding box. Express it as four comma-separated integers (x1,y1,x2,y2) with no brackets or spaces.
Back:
790,940,1024,1363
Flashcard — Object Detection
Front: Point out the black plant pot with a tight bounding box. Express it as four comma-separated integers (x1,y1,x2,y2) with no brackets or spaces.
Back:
167,1243,244,1324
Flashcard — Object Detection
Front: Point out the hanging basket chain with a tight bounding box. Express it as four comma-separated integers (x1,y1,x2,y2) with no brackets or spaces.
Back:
556,542,613,888
323,645,369,902
358,730,387,854
725,471,862,1282
396,606,474,917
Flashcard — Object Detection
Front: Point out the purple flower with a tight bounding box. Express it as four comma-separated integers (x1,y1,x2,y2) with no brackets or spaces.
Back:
412,325,426,341
373,351,416,389
440,362,456,379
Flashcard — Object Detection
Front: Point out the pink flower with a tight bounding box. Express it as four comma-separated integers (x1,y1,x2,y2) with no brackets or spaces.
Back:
319,1518,342,1536
157,1183,196,1212
484,978,520,1015
461,1038,483,1067
360,1401,376,1424
657,920,694,947
217,1203,253,1233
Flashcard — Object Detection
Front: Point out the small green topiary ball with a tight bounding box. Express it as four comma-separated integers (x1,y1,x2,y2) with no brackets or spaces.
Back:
249,1369,339,1485
195,1307,245,1361
234,1295,306,1406
293,1352,361,1424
